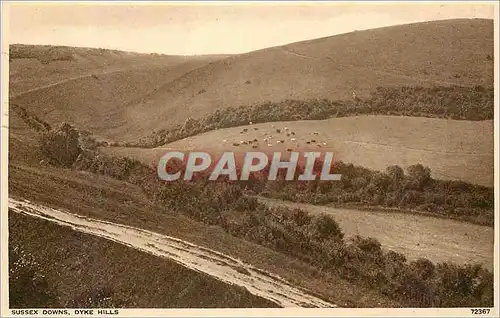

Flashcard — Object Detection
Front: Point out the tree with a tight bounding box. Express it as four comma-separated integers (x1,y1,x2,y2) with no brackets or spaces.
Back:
406,164,431,189
386,165,404,184
39,122,81,167
308,214,344,243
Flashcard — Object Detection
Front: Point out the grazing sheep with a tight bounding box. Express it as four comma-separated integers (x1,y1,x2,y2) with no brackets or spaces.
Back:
254,127,259,130
249,121,253,125
280,140,285,143
233,143,240,146
313,132,319,135
322,142,327,145
222,139,227,143
286,148,292,152
276,140,282,144
291,132,295,135
286,133,290,137
311,139,316,143
291,138,296,141
267,143,273,147
243,128,248,132
252,145,258,149
242,141,248,145
317,144,322,147
253,138,258,142
306,141,311,144
248,140,253,144
276,129,281,133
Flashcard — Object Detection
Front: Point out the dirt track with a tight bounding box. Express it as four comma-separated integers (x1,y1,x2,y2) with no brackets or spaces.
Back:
9,198,337,308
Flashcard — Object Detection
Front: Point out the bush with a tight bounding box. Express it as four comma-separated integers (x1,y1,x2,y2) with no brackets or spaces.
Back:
39,123,82,167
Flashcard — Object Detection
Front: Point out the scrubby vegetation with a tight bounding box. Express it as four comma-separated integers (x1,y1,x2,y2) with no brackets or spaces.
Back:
9,45,75,64
39,123,82,167
67,148,493,307
126,85,494,148
258,162,494,226
11,104,52,132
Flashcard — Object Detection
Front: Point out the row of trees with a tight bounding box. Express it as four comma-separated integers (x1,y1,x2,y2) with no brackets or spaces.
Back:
123,85,493,148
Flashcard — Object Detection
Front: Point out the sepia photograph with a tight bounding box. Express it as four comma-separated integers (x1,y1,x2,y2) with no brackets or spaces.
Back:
0,1,498,317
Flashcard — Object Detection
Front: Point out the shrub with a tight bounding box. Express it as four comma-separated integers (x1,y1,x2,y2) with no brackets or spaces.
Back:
39,123,82,167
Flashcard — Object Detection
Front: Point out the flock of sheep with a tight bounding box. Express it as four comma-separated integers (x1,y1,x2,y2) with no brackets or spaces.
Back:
222,122,328,151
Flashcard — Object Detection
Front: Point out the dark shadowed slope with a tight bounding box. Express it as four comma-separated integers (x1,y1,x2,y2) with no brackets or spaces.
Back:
9,211,279,308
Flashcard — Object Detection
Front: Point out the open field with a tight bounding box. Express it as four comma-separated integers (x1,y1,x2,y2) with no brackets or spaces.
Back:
258,197,494,270
9,211,278,308
101,115,494,186
9,19,494,139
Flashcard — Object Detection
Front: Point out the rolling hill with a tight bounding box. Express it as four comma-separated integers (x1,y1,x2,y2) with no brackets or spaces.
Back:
9,19,494,140
9,44,206,96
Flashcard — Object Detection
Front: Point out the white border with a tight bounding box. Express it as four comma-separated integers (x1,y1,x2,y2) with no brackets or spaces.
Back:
1,1,498,317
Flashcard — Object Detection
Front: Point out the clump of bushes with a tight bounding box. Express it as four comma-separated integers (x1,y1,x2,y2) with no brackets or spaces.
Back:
39,123,82,167
10,44,74,64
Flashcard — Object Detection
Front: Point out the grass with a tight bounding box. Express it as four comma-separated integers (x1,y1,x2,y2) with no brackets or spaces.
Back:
9,212,279,308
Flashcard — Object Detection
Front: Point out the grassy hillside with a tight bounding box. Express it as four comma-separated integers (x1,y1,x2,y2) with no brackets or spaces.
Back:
102,116,494,187
9,44,204,95
9,19,494,139
118,19,492,138
9,212,279,308
9,44,226,139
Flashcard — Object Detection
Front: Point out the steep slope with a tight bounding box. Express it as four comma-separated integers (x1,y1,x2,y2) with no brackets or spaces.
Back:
10,19,494,139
